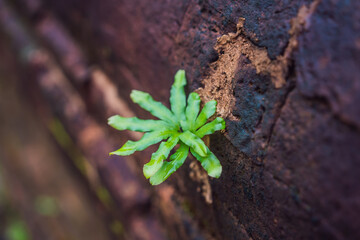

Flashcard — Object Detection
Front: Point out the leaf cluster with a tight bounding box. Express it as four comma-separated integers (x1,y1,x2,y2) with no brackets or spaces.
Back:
108,70,225,185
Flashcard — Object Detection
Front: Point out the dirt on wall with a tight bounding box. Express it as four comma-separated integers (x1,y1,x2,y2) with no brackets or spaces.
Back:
1,0,359,239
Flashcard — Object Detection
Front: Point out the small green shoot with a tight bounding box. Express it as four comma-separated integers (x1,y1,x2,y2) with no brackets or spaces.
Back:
108,70,225,185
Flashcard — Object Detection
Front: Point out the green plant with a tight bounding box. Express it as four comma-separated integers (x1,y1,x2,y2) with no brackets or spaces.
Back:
108,70,225,185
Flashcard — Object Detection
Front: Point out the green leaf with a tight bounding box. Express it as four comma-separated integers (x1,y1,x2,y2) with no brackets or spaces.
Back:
196,117,226,138
143,134,180,178
108,115,174,132
110,130,175,156
150,143,189,185
194,100,217,130
170,70,187,122
179,131,207,157
183,92,201,131
130,90,178,126
190,147,222,178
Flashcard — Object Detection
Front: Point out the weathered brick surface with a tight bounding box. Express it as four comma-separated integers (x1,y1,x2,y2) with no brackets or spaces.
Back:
1,0,360,239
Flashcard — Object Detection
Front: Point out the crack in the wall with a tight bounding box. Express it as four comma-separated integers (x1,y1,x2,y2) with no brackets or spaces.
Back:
266,84,296,147
196,3,324,236
198,0,321,119
265,0,322,146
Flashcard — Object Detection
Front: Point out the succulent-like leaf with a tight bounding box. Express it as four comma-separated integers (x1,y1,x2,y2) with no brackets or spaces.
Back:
179,130,207,157
196,117,226,138
130,90,178,126
110,130,175,156
190,147,222,178
143,134,180,178
149,143,189,185
194,100,217,130
170,70,187,122
108,115,175,132
184,92,201,131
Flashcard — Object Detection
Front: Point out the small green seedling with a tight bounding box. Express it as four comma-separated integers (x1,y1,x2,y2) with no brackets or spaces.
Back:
108,70,225,185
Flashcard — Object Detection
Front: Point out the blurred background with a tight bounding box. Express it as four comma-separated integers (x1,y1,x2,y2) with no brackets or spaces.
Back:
0,0,170,239
1,0,360,239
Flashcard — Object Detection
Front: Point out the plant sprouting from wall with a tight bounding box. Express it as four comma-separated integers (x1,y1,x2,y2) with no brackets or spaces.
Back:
108,70,225,185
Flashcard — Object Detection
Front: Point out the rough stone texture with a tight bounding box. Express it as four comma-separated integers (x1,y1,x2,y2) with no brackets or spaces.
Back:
264,90,360,240
1,0,359,239
296,0,360,129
